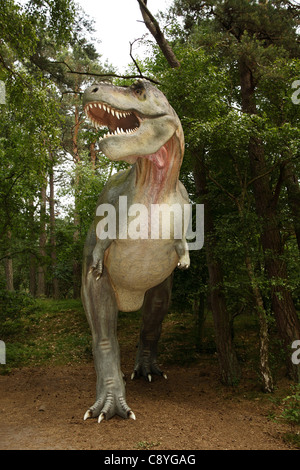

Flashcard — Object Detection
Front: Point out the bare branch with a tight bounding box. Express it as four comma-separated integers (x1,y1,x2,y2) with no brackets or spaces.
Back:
66,69,160,85
48,60,160,85
129,39,144,77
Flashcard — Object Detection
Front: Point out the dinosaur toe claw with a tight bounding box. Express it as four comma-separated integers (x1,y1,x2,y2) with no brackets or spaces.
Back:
83,409,93,420
128,410,136,420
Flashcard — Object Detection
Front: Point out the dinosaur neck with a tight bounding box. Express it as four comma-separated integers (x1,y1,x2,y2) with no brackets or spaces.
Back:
134,131,184,204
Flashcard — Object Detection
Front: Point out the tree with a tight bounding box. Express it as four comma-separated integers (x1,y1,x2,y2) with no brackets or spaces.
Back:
171,0,300,381
0,0,108,298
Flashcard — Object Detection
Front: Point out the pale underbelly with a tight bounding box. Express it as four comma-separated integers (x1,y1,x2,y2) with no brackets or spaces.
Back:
105,239,178,311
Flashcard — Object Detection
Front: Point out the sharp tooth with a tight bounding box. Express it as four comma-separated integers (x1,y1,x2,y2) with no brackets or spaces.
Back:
111,109,115,116
116,111,120,119
103,105,106,111
107,107,110,114
98,103,102,109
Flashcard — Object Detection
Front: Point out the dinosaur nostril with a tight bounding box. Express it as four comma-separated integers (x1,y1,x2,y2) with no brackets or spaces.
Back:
92,87,98,93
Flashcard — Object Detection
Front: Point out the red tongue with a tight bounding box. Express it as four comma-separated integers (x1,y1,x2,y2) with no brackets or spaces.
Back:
145,145,167,169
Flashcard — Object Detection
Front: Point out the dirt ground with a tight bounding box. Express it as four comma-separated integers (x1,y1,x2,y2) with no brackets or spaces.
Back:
0,361,297,451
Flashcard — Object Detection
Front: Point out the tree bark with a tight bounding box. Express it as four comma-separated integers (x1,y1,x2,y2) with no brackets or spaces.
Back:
49,162,59,299
244,254,274,392
29,199,36,296
4,230,14,292
90,141,97,170
239,58,300,382
137,0,181,68
194,150,241,385
72,100,81,298
193,291,206,352
36,182,47,297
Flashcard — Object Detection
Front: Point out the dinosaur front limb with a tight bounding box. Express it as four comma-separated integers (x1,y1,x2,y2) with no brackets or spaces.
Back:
82,270,134,422
88,238,112,280
132,275,173,382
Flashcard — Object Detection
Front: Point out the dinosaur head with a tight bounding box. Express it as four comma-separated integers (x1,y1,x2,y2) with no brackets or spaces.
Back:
83,81,181,165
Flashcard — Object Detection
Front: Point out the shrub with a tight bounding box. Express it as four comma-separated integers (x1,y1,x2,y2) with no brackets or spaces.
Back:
0,288,37,338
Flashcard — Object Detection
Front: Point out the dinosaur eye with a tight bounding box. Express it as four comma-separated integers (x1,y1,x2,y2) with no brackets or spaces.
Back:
130,82,146,99
92,87,99,93
131,85,146,100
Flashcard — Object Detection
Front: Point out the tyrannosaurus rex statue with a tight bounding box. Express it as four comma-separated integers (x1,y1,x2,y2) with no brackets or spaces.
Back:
81,80,189,422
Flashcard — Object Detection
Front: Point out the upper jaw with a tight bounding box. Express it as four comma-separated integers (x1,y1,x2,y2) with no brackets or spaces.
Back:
84,100,142,140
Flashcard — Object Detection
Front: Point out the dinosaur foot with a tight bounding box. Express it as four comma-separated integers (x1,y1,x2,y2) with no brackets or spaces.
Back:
83,392,135,423
131,361,167,383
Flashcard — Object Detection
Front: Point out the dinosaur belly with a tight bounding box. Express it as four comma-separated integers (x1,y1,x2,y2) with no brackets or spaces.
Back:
105,239,178,312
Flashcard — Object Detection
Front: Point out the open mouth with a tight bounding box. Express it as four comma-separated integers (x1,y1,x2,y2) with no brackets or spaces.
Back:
84,102,140,140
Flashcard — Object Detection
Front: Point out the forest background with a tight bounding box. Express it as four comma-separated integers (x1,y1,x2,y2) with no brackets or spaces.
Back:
0,0,300,403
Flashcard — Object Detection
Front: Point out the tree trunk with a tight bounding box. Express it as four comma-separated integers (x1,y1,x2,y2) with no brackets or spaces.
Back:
29,253,36,296
72,101,81,298
239,58,300,382
244,254,274,392
49,162,59,299
193,291,206,352
137,0,181,68
90,141,96,170
282,161,300,251
194,150,241,385
36,182,47,297
4,231,14,292
28,199,36,296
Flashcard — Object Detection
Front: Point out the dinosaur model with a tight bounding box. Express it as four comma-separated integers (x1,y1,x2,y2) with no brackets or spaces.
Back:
81,80,190,422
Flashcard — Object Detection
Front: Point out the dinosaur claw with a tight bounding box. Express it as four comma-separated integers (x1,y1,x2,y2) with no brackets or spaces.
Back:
163,373,168,380
147,374,152,383
128,410,136,420
131,371,136,380
84,409,93,420
98,412,105,423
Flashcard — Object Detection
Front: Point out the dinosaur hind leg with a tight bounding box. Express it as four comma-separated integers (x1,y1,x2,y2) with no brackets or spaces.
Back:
82,269,135,422
132,274,173,382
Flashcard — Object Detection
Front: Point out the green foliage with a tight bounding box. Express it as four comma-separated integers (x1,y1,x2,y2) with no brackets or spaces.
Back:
281,385,300,426
0,284,38,337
